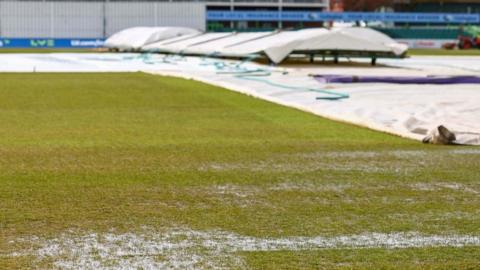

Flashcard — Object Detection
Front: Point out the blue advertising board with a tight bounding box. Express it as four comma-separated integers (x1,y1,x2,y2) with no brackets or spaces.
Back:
207,11,480,24
0,38,105,48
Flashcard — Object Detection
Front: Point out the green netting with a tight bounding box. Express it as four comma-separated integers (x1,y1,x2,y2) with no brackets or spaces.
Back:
413,3,480,13
375,28,462,40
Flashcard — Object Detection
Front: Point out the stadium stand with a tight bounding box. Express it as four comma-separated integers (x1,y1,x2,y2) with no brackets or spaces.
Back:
379,1,480,48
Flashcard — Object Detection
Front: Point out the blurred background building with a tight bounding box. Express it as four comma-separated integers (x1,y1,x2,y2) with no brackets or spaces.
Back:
394,0,480,13
0,0,479,49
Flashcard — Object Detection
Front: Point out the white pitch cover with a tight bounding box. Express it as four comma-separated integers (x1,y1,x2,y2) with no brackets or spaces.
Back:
104,26,201,50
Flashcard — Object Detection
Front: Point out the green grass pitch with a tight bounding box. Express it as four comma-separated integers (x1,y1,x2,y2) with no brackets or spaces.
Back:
0,72,479,269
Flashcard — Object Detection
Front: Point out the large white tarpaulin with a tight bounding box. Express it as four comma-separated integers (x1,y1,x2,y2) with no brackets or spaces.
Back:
104,27,201,50
0,53,478,145
295,27,408,56
143,32,236,54
108,27,408,63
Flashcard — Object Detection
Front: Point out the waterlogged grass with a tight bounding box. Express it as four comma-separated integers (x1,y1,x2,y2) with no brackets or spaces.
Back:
0,73,479,269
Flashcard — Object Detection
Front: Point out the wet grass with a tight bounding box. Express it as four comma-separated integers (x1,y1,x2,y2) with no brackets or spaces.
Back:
408,48,480,56
0,72,478,268
243,247,480,269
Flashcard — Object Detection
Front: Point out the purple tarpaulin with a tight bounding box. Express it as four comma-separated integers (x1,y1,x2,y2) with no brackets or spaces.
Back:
314,75,480,84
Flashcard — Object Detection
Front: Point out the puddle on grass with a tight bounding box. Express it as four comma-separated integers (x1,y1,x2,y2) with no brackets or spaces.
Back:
196,149,478,174
448,149,480,155
197,160,417,174
409,182,479,194
8,228,480,270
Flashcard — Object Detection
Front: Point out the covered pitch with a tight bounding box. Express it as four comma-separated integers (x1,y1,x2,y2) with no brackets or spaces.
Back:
105,27,409,64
